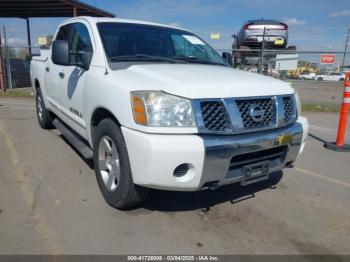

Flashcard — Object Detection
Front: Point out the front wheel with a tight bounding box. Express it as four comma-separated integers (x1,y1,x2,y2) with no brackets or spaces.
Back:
317,77,323,81
339,78,344,82
93,118,149,209
36,88,53,129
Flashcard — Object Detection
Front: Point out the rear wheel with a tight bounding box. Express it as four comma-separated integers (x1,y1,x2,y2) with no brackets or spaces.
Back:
93,118,149,209
317,77,324,81
36,88,53,129
339,78,344,82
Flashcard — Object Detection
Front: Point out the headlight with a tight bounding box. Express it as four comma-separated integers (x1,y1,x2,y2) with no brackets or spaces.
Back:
131,91,196,127
294,91,302,116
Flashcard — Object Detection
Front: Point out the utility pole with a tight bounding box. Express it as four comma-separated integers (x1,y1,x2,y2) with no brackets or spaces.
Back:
258,27,267,74
3,26,13,91
26,18,32,55
0,29,6,91
341,27,350,72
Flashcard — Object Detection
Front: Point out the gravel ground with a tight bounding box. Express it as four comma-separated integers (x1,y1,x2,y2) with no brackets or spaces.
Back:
0,98,349,255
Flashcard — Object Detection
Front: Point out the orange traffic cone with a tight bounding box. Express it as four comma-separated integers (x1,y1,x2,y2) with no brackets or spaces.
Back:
325,72,350,152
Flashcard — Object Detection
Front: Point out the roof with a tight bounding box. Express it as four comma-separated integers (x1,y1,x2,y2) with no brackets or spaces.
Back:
67,16,189,32
0,0,115,18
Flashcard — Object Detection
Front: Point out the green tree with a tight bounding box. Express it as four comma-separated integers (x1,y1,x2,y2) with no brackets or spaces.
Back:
46,34,53,46
40,34,54,49
17,48,29,59
6,48,16,59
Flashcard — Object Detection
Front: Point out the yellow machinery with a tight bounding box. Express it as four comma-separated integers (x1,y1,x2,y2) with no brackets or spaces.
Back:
288,63,320,79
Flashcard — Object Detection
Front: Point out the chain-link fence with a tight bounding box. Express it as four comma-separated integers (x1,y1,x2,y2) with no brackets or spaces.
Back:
0,43,349,91
0,45,41,90
218,48,350,81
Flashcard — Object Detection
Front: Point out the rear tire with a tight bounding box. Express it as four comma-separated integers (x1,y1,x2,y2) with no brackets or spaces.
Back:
339,78,344,82
93,118,149,209
317,77,323,81
36,88,53,129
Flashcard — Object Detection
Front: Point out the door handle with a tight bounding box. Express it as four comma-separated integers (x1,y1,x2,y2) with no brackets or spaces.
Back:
45,67,50,72
59,72,65,78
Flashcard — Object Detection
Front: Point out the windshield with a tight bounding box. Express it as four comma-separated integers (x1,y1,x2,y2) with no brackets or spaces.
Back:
97,22,227,66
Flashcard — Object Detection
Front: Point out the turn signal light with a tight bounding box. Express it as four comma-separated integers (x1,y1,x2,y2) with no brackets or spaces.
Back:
131,95,148,125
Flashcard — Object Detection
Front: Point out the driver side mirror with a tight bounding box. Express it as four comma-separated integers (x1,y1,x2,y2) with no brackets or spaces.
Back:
52,40,69,66
52,40,92,70
232,34,237,39
222,52,233,67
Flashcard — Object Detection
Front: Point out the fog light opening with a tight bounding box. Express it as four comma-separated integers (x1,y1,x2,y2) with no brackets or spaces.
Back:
173,163,190,177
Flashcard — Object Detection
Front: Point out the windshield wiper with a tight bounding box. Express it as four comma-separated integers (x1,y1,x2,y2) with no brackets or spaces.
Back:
110,54,187,64
174,56,225,66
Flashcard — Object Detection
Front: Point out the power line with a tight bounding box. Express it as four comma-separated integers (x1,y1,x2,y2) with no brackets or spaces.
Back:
341,27,350,71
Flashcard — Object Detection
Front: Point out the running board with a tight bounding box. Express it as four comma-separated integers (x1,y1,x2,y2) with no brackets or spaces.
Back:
52,118,93,159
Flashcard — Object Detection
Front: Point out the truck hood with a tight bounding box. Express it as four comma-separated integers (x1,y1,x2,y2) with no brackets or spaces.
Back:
114,64,294,99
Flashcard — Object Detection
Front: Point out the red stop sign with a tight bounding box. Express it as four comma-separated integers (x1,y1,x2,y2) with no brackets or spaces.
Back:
321,54,335,64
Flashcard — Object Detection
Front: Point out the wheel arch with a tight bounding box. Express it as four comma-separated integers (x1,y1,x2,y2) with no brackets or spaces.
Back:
90,107,121,145
34,79,41,94
35,79,40,88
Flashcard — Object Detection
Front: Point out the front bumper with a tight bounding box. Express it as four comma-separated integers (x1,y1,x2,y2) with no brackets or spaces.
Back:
122,116,308,191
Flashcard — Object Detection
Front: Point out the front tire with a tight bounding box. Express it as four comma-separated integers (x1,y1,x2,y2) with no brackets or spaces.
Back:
93,118,149,209
36,88,53,129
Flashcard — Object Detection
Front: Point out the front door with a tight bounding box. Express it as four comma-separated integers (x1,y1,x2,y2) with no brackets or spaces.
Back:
45,24,71,111
60,22,94,137
46,22,93,138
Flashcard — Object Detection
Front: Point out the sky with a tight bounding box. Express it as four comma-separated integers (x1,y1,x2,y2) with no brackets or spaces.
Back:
0,0,349,52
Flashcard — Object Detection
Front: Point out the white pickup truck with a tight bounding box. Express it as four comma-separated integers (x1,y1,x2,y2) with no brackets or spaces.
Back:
30,17,309,209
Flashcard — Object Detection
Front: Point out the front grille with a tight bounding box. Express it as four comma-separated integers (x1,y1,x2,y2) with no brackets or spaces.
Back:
196,95,296,134
200,101,229,131
283,96,294,123
236,98,276,130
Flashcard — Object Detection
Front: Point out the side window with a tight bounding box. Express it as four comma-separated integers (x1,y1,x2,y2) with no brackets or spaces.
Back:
56,24,71,41
69,23,93,64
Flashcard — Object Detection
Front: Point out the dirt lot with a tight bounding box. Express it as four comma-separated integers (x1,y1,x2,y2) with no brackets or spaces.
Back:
0,97,349,255
291,80,343,105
